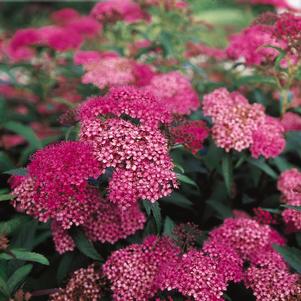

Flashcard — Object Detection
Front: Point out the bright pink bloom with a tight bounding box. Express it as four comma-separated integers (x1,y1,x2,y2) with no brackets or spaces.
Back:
245,266,301,301
208,217,285,260
80,118,177,208
74,50,102,65
50,265,105,301
146,71,199,115
132,63,155,86
157,249,228,301
82,199,145,244
185,42,226,60
103,236,180,301
11,142,101,229
203,88,265,152
171,120,209,154
91,0,148,23
281,112,301,132
78,86,171,128
250,116,286,159
67,16,102,38
282,200,301,231
227,24,285,65
51,221,75,254
277,168,301,201
51,8,80,25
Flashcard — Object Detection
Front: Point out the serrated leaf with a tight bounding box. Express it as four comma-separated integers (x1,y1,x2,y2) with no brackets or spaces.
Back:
222,153,233,196
0,249,49,265
176,173,198,187
7,264,32,293
0,194,13,202
248,158,278,179
273,245,301,273
4,168,27,176
3,121,42,149
74,231,102,261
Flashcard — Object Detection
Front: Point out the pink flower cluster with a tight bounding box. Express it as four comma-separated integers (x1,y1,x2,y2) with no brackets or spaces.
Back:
145,71,200,115
239,0,292,9
103,236,180,301
6,8,101,61
278,169,301,231
91,0,148,23
80,56,154,89
171,120,209,154
227,24,285,65
281,112,301,132
203,88,285,157
80,117,177,208
50,264,105,301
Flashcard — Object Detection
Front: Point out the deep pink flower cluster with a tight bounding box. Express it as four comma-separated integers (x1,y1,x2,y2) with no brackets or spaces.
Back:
91,0,148,23
145,71,200,115
51,221,75,254
103,236,180,301
50,264,105,301
171,120,209,154
281,112,301,132
6,8,102,61
278,169,301,231
203,88,285,157
240,0,292,8
227,24,285,65
80,117,177,208
253,207,277,225
78,86,171,128
11,142,101,229
185,42,226,60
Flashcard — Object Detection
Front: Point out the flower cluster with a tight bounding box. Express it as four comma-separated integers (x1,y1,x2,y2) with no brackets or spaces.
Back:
80,117,177,208
103,236,180,301
203,88,285,157
281,112,301,132
145,71,200,115
278,169,301,231
171,120,209,154
50,265,106,301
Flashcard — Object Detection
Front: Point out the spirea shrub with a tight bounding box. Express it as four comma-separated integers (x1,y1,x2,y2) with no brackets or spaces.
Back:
0,1,300,301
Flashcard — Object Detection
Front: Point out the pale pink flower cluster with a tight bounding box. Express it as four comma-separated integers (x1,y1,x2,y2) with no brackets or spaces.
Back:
50,264,105,301
80,118,177,208
278,169,301,231
227,24,285,65
103,236,180,301
81,57,154,89
203,88,285,157
145,71,200,115
51,221,75,254
91,0,148,23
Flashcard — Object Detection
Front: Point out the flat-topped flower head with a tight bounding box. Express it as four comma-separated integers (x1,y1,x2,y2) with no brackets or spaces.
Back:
11,142,101,229
103,235,180,301
146,71,199,115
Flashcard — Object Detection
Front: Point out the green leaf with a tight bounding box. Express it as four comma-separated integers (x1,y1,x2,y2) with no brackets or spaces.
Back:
176,173,198,187
74,231,102,261
0,275,9,298
0,249,49,265
280,204,301,212
3,121,42,149
222,153,233,196
4,168,27,176
161,192,193,209
7,264,32,293
142,201,162,233
0,215,30,235
0,194,13,202
272,157,294,172
273,245,301,273
57,253,74,283
207,199,233,219
163,216,175,236
0,152,14,172
247,158,278,179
